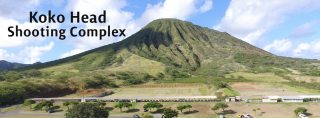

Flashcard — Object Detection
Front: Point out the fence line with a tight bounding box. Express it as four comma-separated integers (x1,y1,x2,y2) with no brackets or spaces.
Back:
126,83,201,88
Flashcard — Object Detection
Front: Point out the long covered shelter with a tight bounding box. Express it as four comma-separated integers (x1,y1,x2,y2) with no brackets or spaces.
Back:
262,95,320,102
27,96,218,103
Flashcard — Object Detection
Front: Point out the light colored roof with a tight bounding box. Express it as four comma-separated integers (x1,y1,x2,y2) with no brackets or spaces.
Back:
265,95,320,99
27,96,217,100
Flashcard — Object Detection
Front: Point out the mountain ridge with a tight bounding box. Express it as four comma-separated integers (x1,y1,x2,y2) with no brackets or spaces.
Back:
12,18,272,71
0,60,41,70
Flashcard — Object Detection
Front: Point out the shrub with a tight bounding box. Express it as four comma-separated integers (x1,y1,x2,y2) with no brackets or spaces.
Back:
65,103,109,118
163,107,178,118
237,75,244,79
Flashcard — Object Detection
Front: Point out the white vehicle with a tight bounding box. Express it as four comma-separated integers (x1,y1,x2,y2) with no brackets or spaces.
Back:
299,114,308,118
238,114,253,118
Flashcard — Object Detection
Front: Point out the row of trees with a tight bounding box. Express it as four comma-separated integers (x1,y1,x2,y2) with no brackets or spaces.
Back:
23,99,311,118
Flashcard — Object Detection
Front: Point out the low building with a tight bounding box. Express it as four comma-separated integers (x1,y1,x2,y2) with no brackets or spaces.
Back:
262,96,278,102
225,97,235,102
281,96,304,102
226,96,241,102
263,95,320,103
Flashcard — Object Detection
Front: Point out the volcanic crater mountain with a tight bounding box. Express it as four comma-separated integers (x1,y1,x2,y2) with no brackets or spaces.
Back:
15,18,272,75
2,19,320,107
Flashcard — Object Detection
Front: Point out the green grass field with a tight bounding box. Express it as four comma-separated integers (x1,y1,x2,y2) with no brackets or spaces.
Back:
155,77,207,84
226,72,287,82
222,88,241,97
106,85,215,97
1,105,22,113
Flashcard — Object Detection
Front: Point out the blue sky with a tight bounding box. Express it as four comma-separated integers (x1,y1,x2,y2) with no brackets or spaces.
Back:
1,0,320,64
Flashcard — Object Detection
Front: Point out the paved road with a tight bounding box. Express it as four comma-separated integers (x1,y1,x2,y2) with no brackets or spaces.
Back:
0,106,132,118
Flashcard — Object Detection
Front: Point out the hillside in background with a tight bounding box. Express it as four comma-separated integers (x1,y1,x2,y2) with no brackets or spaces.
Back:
0,60,39,70
1,18,320,106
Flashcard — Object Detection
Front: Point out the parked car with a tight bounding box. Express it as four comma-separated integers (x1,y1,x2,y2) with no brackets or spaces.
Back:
299,114,308,118
143,108,148,112
48,110,55,113
238,114,252,118
133,114,140,118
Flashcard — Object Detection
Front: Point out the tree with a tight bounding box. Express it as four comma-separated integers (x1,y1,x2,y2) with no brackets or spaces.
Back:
23,100,36,110
33,101,53,112
114,101,124,112
253,109,256,114
215,103,229,112
156,72,165,79
63,102,70,109
69,101,79,105
211,106,219,114
123,102,132,110
34,102,44,111
177,105,187,113
277,98,282,102
0,75,4,81
42,101,53,112
237,75,244,79
143,102,156,113
95,101,106,107
153,102,163,110
163,107,178,118
230,75,235,79
294,107,307,116
186,104,192,111
142,113,154,118
65,103,109,118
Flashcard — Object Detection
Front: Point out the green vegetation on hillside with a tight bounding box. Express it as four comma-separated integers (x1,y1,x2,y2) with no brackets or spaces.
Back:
234,53,320,76
0,60,35,71
1,18,320,106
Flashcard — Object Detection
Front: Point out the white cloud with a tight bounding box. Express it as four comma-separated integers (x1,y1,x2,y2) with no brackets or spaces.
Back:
0,17,59,48
213,0,320,45
199,0,213,12
24,57,40,64
0,0,60,48
293,43,311,56
19,41,54,58
0,42,55,64
59,48,87,58
288,21,317,38
133,0,212,29
264,39,292,53
0,0,40,19
64,0,134,51
0,49,20,62
62,0,213,58
293,39,320,57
